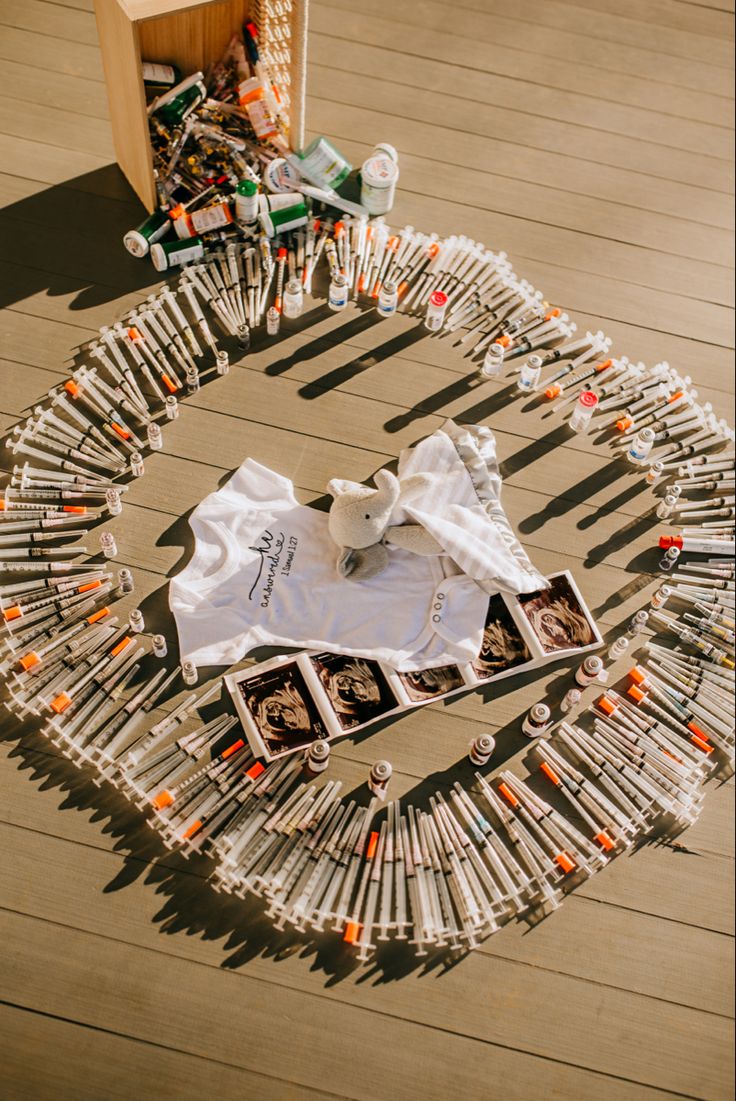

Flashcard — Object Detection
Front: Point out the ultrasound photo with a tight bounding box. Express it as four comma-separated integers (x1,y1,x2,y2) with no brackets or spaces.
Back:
310,652,399,731
238,661,329,756
472,593,532,680
516,575,596,654
398,664,466,703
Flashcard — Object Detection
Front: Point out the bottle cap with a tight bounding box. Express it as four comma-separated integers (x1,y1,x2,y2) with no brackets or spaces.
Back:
658,535,683,550
544,383,561,399
429,290,448,308
237,178,258,195
374,142,398,162
578,390,598,408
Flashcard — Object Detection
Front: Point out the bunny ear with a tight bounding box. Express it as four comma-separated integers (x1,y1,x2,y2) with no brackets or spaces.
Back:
373,468,401,502
327,477,367,499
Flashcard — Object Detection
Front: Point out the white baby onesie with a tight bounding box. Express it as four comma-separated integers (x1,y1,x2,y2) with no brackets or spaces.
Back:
169,421,547,671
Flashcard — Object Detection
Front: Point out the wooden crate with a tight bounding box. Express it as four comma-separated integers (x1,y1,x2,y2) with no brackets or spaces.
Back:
93,0,308,211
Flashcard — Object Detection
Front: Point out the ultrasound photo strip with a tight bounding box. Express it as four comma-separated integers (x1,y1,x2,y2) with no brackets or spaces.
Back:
225,571,603,761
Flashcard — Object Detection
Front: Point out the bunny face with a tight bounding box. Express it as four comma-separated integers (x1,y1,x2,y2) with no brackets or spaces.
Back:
327,469,401,550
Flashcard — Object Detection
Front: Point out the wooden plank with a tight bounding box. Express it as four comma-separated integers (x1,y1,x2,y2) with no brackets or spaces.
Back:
2,897,733,1098
0,0,100,45
305,72,735,195
403,0,736,61
1,812,732,1021
307,41,736,192
310,3,736,116
321,0,736,95
0,1005,332,1101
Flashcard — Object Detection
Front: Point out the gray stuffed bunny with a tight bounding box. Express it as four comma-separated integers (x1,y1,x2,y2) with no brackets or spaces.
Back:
327,469,444,580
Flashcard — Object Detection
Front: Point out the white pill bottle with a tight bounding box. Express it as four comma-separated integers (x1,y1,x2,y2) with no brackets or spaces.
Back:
360,143,400,215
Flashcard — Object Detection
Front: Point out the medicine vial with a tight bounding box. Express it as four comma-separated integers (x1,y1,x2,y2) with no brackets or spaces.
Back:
216,350,230,376
306,739,331,774
569,390,599,434
266,306,280,336
328,273,348,312
659,546,680,571
480,343,504,379
99,531,117,559
628,610,649,636
297,135,352,190
360,143,399,215
147,422,163,451
627,426,655,466
117,568,134,593
185,366,200,394
522,702,552,738
575,656,604,687
650,584,672,609
469,734,495,766
646,461,664,486
656,494,677,519
377,279,398,318
608,635,630,660
152,634,168,658
669,483,682,500
237,323,251,351
282,279,304,319
517,355,543,392
235,178,259,224
560,687,582,714
368,759,392,799
181,659,198,686
129,608,145,633
165,395,179,420
425,290,448,331
105,488,122,516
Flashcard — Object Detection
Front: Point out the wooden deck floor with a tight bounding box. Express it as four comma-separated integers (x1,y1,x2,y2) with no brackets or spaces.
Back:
0,0,734,1098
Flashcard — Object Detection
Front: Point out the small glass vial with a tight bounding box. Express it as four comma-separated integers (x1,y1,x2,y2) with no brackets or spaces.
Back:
646,460,664,486
152,633,168,658
117,568,134,594
185,366,200,394
105,488,122,516
522,702,552,738
237,323,251,351
181,659,198,686
165,395,179,420
99,531,117,558
282,279,304,319
656,494,677,519
328,272,348,312
627,426,655,466
377,279,398,318
216,350,230,376
575,655,604,687
517,354,542,392
569,390,599,434
469,733,495,766
659,546,680,572
306,739,330,774
560,687,582,714
235,178,259,224
628,610,649,637
480,343,505,379
147,422,163,451
425,290,448,331
368,759,392,800
266,306,280,336
608,635,630,660
650,584,672,609
129,608,145,633
130,452,144,477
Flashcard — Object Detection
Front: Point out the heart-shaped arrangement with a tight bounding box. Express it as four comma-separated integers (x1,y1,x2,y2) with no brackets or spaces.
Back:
2,221,733,963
